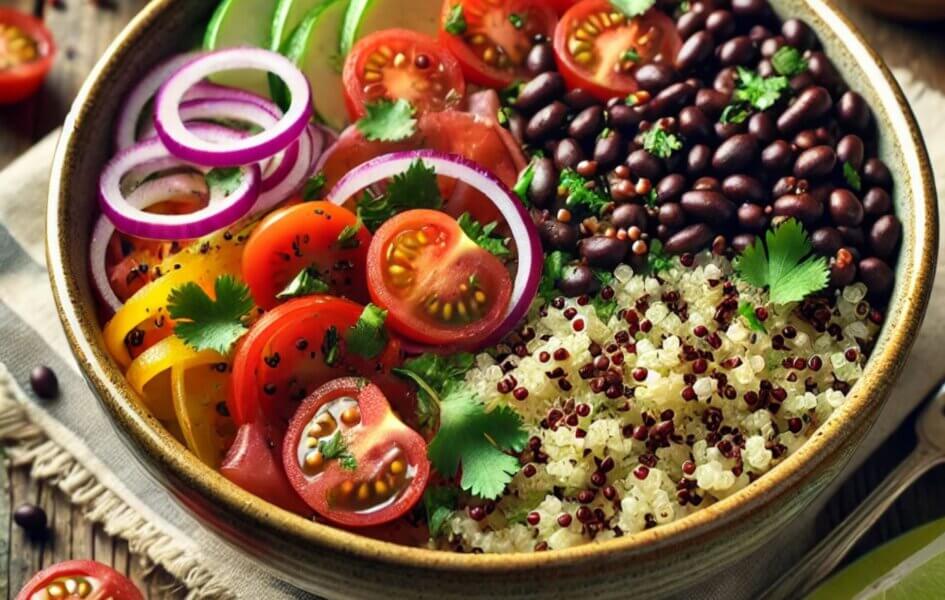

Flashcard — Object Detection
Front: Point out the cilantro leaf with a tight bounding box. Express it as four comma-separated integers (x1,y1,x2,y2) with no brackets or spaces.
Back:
559,169,609,215
276,267,330,300
642,127,683,159
318,431,357,471
843,161,862,192
611,0,657,17
301,172,326,201
508,12,524,29
591,293,618,322
393,352,475,430
647,239,673,274
734,219,829,305
205,167,243,196
538,250,570,301
444,4,467,35
738,300,767,333
356,98,417,142
513,161,536,204
424,486,459,536
645,188,659,208
345,303,388,359
621,48,641,63
167,275,253,354
457,212,511,259
720,103,750,124
733,67,789,111
356,159,443,231
771,45,808,77
335,222,362,249
428,384,528,499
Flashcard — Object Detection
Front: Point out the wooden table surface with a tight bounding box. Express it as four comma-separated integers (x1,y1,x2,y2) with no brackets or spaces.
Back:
0,1,943,598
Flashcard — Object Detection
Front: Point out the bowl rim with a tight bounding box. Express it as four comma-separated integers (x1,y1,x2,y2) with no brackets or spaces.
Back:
46,0,938,574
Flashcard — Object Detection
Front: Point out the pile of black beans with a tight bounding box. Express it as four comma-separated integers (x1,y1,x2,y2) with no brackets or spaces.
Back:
503,0,900,303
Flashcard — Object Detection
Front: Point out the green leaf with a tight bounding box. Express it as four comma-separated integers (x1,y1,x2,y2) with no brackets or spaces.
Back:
508,12,524,29
356,98,417,142
647,239,673,274
301,172,327,201
345,303,388,359
513,161,536,204
335,222,362,249
645,188,659,208
642,127,683,159
771,45,808,77
205,167,243,196
843,161,862,192
538,250,570,301
322,325,341,367
276,267,330,300
733,67,789,111
318,431,357,471
457,212,511,259
393,352,475,431
167,275,253,355
428,384,528,500
611,0,657,17
356,159,443,231
734,219,830,305
621,48,641,63
559,169,610,216
591,293,618,322
424,486,459,537
444,4,467,35
738,300,767,333
720,103,751,124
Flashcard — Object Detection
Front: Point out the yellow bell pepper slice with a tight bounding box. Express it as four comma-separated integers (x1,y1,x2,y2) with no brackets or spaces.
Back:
171,353,235,469
126,335,217,421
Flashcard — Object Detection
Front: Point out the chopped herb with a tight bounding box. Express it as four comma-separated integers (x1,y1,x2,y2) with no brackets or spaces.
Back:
513,161,536,204
843,161,862,192
424,486,459,536
645,188,659,208
205,167,243,196
508,12,524,29
457,212,511,259
167,275,253,355
444,4,467,35
611,0,657,17
591,293,618,322
642,127,683,159
733,67,789,111
345,303,388,359
318,431,357,471
647,239,673,274
276,267,330,300
771,45,808,77
356,159,443,231
335,222,362,249
625,93,639,106
738,300,767,333
679,0,691,12
720,103,751,124
538,250,569,301
621,48,641,62
393,353,476,431
301,172,327,201
496,106,513,126
593,267,615,287
559,169,610,215
734,219,829,305
499,81,524,105
356,98,417,142
321,325,341,367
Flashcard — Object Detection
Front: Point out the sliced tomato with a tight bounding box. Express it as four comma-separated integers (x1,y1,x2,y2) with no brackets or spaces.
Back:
553,1,681,101
439,0,558,88
220,420,311,515
342,28,465,120
15,560,142,600
547,0,579,14
242,201,371,310
366,209,511,348
0,8,55,105
283,377,429,527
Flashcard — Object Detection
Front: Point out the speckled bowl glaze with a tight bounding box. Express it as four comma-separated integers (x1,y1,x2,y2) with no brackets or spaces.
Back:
47,1,936,597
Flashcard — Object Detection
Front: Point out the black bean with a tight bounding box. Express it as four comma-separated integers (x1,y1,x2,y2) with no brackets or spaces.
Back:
612,203,649,230
665,224,716,253
719,36,758,66
695,88,730,118
782,18,817,50
712,134,758,173
760,35,786,58
659,202,687,228
681,190,736,225
526,101,568,142
794,129,819,150
793,145,836,178
594,132,624,170
811,227,844,256
507,113,527,145
723,175,766,203
761,140,795,173
515,73,565,113
626,148,664,180
715,118,746,140
539,219,579,251
563,88,598,111
830,255,856,287
738,203,767,231
748,112,777,143
789,71,815,93
679,105,712,139
732,233,758,253
635,63,677,92
607,103,643,133
687,144,712,176
706,10,736,40
807,52,842,92
559,265,598,297
836,134,865,170
676,30,714,71
777,86,833,134
749,24,773,42
732,0,768,16
863,187,892,216
772,176,799,198
863,158,893,190
525,43,556,77
859,257,894,297
554,138,585,171
569,106,605,141
714,66,738,94
14,503,47,534
838,226,866,248
693,176,722,192
773,193,823,224
649,82,697,117
828,189,864,227
656,174,687,203
580,236,629,269
870,215,902,259
528,158,557,207
837,91,871,132
677,10,708,39
29,365,59,399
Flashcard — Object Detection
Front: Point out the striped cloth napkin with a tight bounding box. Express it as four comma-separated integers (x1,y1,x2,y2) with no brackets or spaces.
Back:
0,62,941,597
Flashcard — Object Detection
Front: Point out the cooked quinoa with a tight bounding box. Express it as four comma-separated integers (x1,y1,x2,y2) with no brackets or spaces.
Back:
434,254,878,553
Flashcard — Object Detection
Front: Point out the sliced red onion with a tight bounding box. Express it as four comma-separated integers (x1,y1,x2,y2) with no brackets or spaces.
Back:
328,150,542,349
250,121,323,218
90,173,210,314
154,48,312,167
100,124,261,240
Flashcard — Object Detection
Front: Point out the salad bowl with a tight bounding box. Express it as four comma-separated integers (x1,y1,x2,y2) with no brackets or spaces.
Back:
46,0,936,597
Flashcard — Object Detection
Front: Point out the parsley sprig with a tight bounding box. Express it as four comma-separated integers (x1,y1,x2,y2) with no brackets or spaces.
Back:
538,250,569,301
771,45,808,77
457,213,511,259
345,303,388,359
205,167,243,196
356,159,443,231
167,275,254,355
318,431,357,471
559,169,610,215
276,267,330,300
642,127,683,158
444,4,467,35
611,0,656,17
843,161,862,192
356,98,417,142
734,219,829,305
733,66,789,111
393,353,474,429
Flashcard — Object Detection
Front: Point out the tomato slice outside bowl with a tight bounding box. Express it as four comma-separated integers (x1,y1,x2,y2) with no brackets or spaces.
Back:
0,8,55,105
15,560,143,600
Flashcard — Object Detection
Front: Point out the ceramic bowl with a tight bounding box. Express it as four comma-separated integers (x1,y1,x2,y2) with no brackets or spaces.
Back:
46,0,937,597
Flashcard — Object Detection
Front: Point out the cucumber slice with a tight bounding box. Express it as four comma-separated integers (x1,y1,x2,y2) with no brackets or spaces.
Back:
204,0,280,97
282,0,350,131
270,0,325,51
339,0,442,56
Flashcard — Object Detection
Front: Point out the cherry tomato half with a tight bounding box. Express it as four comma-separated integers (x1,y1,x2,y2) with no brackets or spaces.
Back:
366,209,512,348
283,377,429,527
16,560,143,600
342,28,466,120
553,1,681,101
547,0,579,14
439,0,558,88
242,201,371,310
0,8,55,105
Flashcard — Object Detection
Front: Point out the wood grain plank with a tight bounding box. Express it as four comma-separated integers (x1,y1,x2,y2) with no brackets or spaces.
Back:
70,505,95,564
8,467,41,598
0,460,10,600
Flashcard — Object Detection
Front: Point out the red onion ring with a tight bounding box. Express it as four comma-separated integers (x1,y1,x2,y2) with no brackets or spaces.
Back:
250,120,323,218
154,48,312,167
99,124,261,240
328,150,542,350
89,173,210,314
